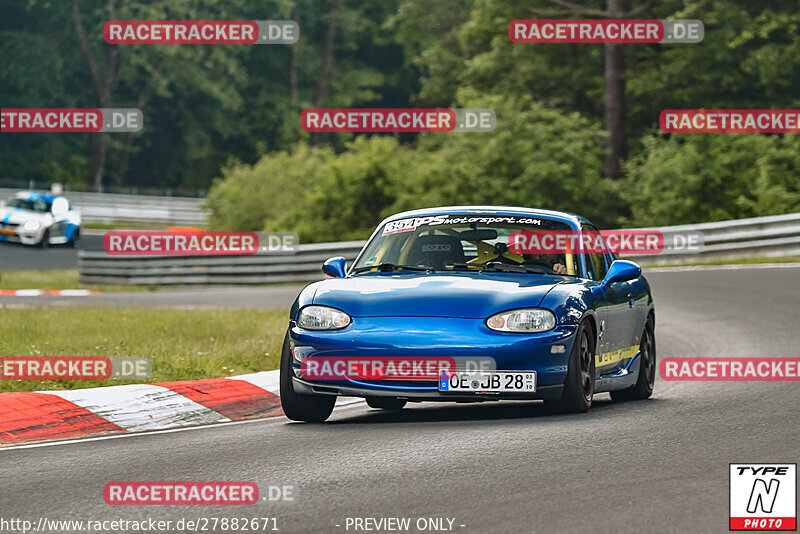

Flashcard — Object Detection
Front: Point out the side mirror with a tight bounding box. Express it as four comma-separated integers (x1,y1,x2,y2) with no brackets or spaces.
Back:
322,256,347,278
602,260,641,286
51,197,69,217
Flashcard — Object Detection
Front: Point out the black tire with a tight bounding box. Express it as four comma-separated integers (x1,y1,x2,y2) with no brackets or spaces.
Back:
67,228,80,248
546,320,595,413
38,229,50,249
279,331,335,422
610,315,656,402
366,397,407,411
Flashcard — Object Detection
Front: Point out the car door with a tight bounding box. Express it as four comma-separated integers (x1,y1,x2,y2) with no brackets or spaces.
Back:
577,237,613,376
582,225,634,375
583,250,617,376
600,250,642,376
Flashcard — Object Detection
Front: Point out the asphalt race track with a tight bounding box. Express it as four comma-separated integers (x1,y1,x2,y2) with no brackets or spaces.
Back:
0,234,103,271
1,266,798,533
0,241,81,270
0,285,303,309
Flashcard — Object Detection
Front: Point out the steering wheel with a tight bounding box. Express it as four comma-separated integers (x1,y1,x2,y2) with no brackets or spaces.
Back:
467,240,525,265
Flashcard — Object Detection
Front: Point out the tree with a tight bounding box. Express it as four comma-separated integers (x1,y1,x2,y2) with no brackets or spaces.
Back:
538,1,655,178
71,0,120,191
622,133,800,226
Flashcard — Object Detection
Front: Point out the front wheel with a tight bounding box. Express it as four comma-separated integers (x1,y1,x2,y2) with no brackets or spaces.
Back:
366,397,406,411
67,228,80,248
38,229,50,249
546,320,595,413
610,316,656,402
279,331,335,422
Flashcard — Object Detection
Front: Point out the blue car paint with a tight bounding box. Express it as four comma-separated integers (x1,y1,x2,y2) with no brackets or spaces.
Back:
287,206,654,400
290,316,578,388
0,209,19,242
64,222,78,241
312,272,566,318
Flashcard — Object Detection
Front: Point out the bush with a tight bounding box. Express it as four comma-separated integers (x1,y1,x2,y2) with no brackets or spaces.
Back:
205,144,332,231
280,136,411,243
389,91,612,226
207,93,617,241
622,133,800,227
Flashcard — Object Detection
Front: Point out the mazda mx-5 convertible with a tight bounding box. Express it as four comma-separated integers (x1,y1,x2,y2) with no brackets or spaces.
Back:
280,206,655,422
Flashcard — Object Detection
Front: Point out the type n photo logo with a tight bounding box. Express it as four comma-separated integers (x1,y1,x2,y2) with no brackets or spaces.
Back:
730,464,796,530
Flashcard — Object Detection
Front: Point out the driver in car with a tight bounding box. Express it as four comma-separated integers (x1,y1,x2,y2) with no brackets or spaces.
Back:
524,253,567,275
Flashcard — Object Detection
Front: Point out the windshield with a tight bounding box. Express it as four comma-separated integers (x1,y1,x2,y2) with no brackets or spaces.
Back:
353,214,580,276
8,198,51,213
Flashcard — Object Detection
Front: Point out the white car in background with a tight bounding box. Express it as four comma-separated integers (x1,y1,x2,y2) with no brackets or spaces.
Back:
0,191,81,247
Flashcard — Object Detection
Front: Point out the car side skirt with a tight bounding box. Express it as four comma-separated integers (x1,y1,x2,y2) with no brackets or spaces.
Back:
594,351,641,393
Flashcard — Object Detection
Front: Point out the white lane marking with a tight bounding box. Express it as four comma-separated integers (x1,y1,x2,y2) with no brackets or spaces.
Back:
0,400,368,451
227,370,362,407
46,384,230,432
646,262,800,273
227,371,280,395
13,289,43,296
335,398,365,406
0,289,97,296
56,289,94,296
2,371,372,450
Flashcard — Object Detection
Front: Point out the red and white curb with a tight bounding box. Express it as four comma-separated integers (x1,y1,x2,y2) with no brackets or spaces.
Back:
0,289,100,296
0,370,352,445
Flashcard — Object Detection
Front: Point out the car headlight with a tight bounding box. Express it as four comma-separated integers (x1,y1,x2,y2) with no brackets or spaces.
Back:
22,220,41,232
297,305,351,330
486,308,556,333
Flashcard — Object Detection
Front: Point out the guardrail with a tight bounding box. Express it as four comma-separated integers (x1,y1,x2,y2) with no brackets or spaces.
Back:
78,213,800,285
633,212,800,265
79,241,365,285
0,188,208,226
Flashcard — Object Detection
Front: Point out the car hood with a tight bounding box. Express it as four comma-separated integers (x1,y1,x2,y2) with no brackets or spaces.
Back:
311,272,565,318
0,208,50,225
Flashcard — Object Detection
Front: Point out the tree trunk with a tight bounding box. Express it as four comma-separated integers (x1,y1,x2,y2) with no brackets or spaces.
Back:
90,133,107,192
115,132,135,185
73,0,120,191
313,0,342,107
311,0,343,144
289,2,299,105
116,60,163,184
603,0,626,179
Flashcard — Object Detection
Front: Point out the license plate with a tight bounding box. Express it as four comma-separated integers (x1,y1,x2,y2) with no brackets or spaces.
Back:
438,371,536,393
0,228,15,235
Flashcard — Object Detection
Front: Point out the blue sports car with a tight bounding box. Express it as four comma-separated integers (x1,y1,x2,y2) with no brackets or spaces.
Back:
280,206,655,422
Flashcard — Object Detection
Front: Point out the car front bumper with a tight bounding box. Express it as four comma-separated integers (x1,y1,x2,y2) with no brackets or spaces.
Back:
292,376,564,401
0,228,45,245
289,316,578,401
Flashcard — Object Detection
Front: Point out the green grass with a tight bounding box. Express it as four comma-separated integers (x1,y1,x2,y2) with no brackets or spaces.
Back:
0,269,153,292
0,307,288,392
